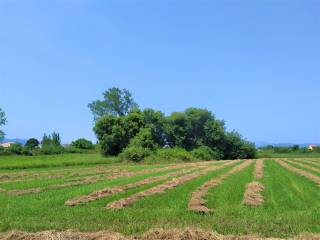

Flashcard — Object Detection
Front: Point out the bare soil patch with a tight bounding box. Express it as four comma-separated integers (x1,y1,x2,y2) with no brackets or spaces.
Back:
277,160,320,186
242,181,264,206
188,160,253,213
107,161,239,210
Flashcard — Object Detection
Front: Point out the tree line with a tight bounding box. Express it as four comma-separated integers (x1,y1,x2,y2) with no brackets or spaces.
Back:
0,87,256,161
90,88,256,161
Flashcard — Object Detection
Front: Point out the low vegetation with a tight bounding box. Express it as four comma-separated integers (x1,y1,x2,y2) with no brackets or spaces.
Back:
0,154,319,238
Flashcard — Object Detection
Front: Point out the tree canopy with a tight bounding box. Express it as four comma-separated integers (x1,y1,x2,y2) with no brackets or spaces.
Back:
0,108,6,140
25,138,40,149
93,105,256,160
88,87,139,120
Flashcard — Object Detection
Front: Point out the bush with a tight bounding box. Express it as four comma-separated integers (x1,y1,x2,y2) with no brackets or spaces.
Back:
7,143,23,155
119,146,152,162
0,146,9,156
21,148,33,156
129,128,157,149
71,138,94,150
145,147,195,163
64,146,86,154
39,145,65,155
191,146,222,160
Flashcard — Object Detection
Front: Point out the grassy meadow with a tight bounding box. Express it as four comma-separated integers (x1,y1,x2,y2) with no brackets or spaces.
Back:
0,154,319,238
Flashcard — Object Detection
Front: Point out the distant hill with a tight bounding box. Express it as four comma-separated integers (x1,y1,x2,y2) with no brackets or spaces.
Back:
0,138,28,145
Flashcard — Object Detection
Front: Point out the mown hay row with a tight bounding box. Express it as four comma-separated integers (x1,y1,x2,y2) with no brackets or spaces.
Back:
254,159,264,180
286,160,320,173
6,164,204,196
106,161,240,210
242,160,265,206
287,159,320,172
65,166,202,206
242,181,264,206
188,160,253,213
0,166,126,184
277,160,320,186
4,228,317,240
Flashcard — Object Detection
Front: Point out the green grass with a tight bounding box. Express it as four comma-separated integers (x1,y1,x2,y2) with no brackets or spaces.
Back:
0,154,319,238
257,152,320,159
0,153,119,170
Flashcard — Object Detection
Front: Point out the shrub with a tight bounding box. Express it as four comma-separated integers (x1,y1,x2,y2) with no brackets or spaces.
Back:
191,146,222,160
71,138,94,150
64,146,86,154
129,128,157,149
39,145,65,155
119,146,152,162
145,147,195,163
0,146,9,156
21,148,33,156
7,143,23,155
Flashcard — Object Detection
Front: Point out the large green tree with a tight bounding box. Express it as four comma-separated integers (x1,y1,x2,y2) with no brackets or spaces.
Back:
94,109,145,155
25,138,40,149
0,108,6,140
88,87,139,120
165,108,226,151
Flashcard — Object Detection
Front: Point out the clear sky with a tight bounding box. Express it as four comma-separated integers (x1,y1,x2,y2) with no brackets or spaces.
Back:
1,0,319,144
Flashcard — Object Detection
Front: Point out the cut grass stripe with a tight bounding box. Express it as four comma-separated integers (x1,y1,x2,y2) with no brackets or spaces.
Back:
276,160,320,186
106,160,240,210
5,163,216,196
289,159,320,170
284,159,320,175
65,166,199,206
242,159,265,206
188,160,253,212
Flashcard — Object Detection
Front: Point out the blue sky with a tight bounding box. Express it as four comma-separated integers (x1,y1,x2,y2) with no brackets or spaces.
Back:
1,0,319,144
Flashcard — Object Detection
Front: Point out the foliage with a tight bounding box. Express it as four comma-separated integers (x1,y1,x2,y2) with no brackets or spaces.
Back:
88,87,139,120
64,146,87,154
25,138,40,150
129,128,157,149
37,132,63,155
39,145,65,155
41,132,61,147
119,146,152,162
0,107,7,140
94,110,145,155
7,143,23,155
91,88,256,161
222,131,256,159
94,107,256,160
144,147,195,163
191,146,222,160
71,138,94,150
143,108,167,147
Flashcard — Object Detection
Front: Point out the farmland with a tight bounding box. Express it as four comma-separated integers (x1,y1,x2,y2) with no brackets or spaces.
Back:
0,154,320,239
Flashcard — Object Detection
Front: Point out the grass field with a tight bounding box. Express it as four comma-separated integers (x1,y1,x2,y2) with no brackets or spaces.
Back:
0,154,319,239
